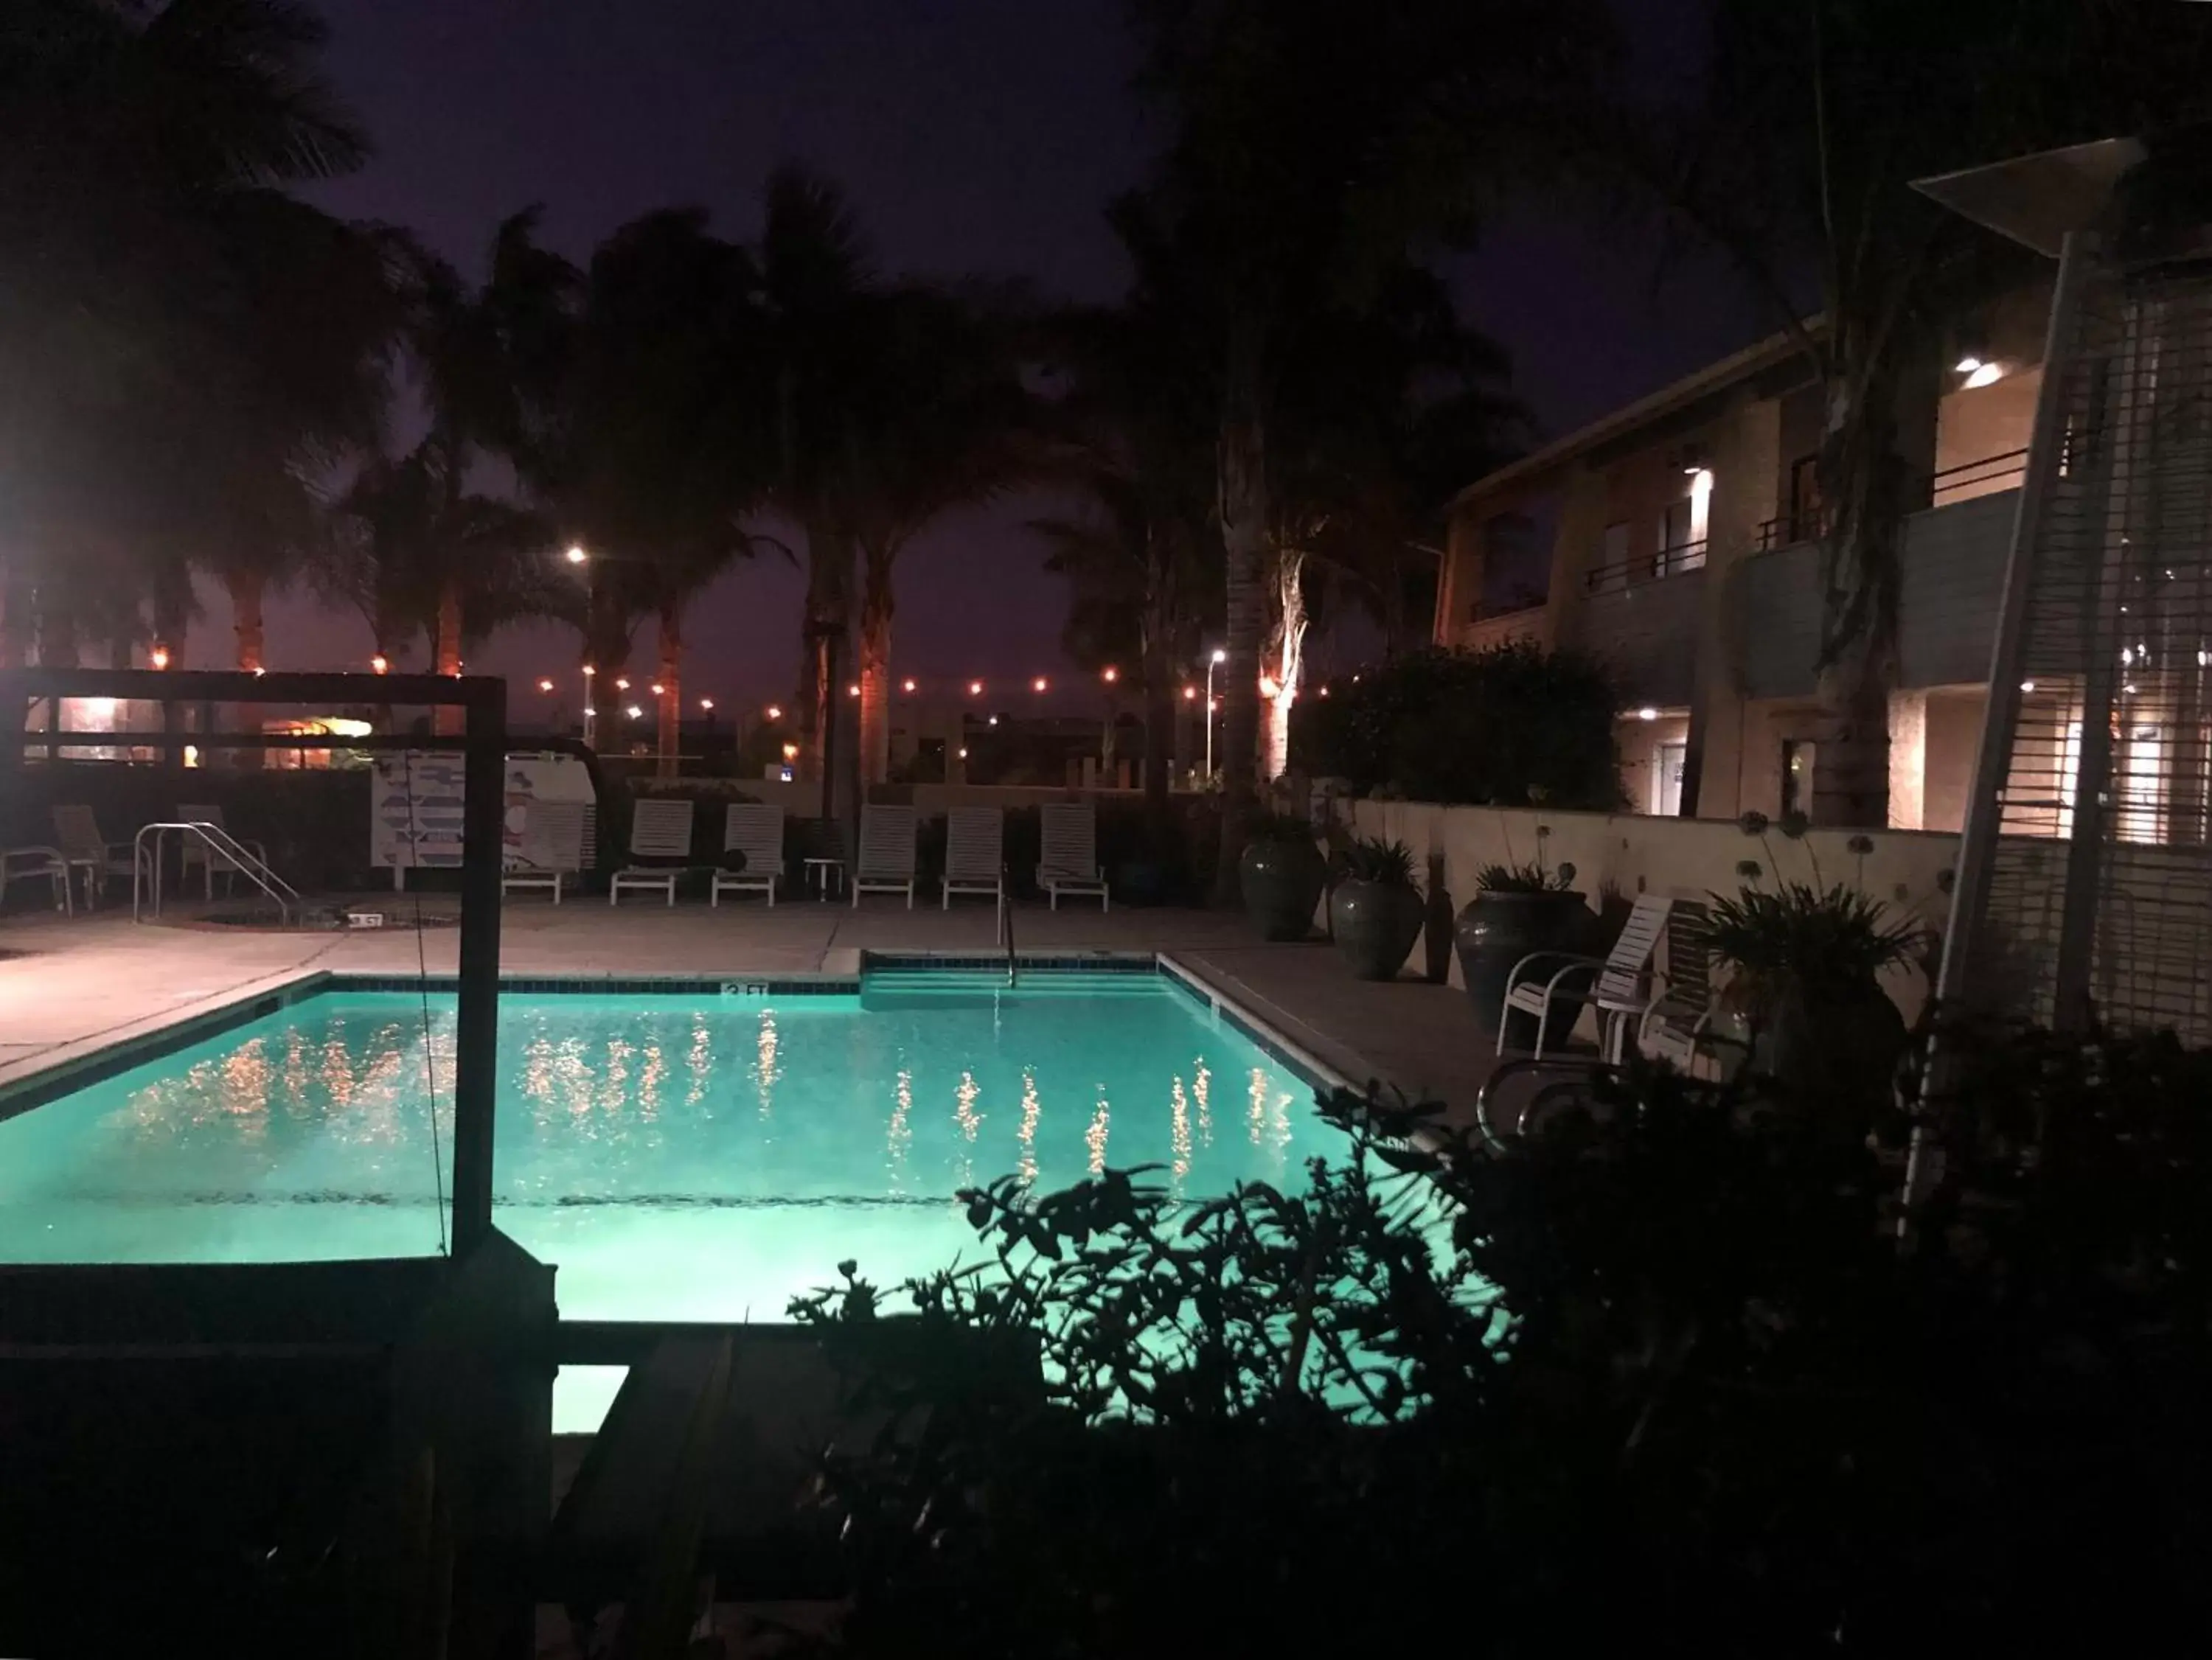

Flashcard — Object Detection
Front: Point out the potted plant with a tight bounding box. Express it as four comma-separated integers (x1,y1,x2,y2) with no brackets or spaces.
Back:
1238,809,1327,941
1708,816,1928,1110
1327,837,1425,980
1453,832,1587,1041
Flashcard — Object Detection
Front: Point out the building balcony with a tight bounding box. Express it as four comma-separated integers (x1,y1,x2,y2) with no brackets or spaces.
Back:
1734,482,2021,699
1568,559,1706,709
1447,603,1548,655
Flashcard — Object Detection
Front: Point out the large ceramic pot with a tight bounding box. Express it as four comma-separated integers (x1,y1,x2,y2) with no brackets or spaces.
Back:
1733,974,1907,1117
1453,889,1590,1044
1329,879,1425,981
1239,835,1327,941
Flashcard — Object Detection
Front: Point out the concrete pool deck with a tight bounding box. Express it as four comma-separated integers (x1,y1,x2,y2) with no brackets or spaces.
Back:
0,898,1502,1118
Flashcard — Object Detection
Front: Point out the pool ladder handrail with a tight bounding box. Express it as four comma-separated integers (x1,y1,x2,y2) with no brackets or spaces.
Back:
998,864,1018,988
133,820,301,925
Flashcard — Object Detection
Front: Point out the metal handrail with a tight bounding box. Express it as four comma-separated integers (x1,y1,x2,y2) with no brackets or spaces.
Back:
133,821,299,924
998,865,1018,988
1474,1056,1620,1148
1583,539,1708,596
1756,447,2031,551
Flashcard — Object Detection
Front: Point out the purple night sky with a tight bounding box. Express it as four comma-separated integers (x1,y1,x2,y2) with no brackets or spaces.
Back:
208,0,1761,716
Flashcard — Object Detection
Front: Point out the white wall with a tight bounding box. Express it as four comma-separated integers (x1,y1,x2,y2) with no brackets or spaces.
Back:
1350,798,1959,1021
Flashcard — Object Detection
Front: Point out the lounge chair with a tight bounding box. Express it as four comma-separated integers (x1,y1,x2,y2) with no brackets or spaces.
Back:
608,798,695,906
851,805,918,908
51,805,145,910
502,801,593,904
941,806,1004,909
1497,893,1673,1061
712,803,785,907
176,803,271,901
1638,901,1731,1073
1037,801,1108,911
0,844,72,914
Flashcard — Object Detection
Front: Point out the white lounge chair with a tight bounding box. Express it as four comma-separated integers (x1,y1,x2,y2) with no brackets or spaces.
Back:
941,806,1004,909
52,805,144,910
712,803,785,907
851,804,918,908
608,798,695,906
1497,893,1672,1061
502,801,592,904
1037,801,1108,911
177,803,271,901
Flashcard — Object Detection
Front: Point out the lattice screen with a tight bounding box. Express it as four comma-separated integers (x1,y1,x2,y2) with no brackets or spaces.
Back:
1943,231,2212,1042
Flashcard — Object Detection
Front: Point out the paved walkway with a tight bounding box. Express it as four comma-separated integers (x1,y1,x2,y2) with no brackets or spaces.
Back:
0,897,1499,1115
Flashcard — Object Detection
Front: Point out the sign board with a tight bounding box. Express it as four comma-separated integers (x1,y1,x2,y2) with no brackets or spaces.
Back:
370,750,597,883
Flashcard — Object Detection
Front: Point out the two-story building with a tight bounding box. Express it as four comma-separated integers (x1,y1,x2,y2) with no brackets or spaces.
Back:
1436,286,2053,830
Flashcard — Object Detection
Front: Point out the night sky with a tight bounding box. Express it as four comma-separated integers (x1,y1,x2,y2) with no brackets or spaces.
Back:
227,0,1760,712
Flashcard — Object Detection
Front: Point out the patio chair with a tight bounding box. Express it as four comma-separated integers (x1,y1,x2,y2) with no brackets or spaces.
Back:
1638,901,1731,1073
941,806,1004,909
608,798,695,906
502,801,593,904
851,804,918,908
51,805,145,910
1036,801,1109,911
176,803,271,901
712,803,786,907
1497,893,1673,1061
0,843,72,914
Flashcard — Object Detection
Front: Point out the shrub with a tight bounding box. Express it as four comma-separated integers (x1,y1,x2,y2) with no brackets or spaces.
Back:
1294,642,1621,807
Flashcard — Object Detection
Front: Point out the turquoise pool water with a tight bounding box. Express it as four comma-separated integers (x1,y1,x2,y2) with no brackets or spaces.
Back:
0,970,1321,1426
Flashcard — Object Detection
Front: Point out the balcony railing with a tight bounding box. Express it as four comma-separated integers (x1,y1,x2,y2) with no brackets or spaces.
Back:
1754,447,2029,551
1585,540,1707,596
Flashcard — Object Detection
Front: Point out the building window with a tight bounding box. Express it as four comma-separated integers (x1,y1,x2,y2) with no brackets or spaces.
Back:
1788,454,1823,541
1601,520,1630,569
1782,739,1815,817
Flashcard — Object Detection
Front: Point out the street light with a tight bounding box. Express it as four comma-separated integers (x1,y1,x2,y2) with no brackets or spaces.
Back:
370,654,389,675
149,646,171,671
1101,666,1118,684
625,704,643,720
650,683,666,697
566,545,588,565
765,703,783,721
538,677,555,693
848,683,860,698
614,677,630,691
1203,649,1226,781
698,697,714,711
901,677,917,694
967,680,984,698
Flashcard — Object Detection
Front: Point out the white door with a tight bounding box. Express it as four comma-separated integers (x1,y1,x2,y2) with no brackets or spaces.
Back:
1655,742,1686,817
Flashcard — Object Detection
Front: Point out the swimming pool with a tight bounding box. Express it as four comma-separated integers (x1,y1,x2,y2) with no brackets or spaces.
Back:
0,964,1329,1426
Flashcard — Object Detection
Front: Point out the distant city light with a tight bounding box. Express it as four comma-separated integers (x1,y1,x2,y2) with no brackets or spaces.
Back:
614,677,630,691
1102,666,1119,683
1183,686,1197,701
370,654,389,675
765,703,783,720
625,704,643,719
848,683,860,697
957,746,969,760
565,545,588,565
699,697,714,711
582,664,597,678
538,677,555,693
2021,679,2037,693
650,683,665,697
901,677,917,694
1637,706,1659,721
987,715,999,726
782,742,799,761
583,705,597,718
968,680,984,697
149,646,170,671
252,665,266,677
1032,676,1048,693
1318,686,1329,698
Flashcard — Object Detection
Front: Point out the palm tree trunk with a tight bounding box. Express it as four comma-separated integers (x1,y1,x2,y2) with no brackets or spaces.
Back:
1212,317,1269,902
655,602,683,781
432,581,464,737
858,557,893,787
1260,548,1307,781
799,517,847,787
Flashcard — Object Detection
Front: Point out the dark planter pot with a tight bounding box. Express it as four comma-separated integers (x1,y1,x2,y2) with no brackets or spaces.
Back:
1329,879,1426,981
1733,975,1907,1115
1453,889,1590,1043
1239,836,1327,941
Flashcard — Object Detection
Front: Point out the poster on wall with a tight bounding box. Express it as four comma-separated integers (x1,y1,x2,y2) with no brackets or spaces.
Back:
370,750,596,887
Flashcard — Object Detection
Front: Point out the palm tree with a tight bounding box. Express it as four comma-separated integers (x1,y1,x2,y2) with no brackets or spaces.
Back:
1646,0,2212,825
544,209,767,774
1123,0,1610,894
754,165,881,801
0,0,395,670
1030,293,1219,826
848,286,1036,784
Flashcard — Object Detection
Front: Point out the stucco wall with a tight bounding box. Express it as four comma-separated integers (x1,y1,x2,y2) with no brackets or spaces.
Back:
1349,798,1958,1021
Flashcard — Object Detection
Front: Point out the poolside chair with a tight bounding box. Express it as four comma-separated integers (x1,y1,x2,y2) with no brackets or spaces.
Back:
1639,901,1732,1073
502,801,593,904
608,798,695,906
851,804,918,908
941,806,1004,910
712,803,786,907
1497,893,1673,1061
176,803,271,901
0,843,72,914
1037,801,1108,911
51,805,145,910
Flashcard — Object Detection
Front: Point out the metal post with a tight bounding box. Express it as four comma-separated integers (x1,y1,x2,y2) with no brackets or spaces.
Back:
1203,658,1217,781
451,678,507,1256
